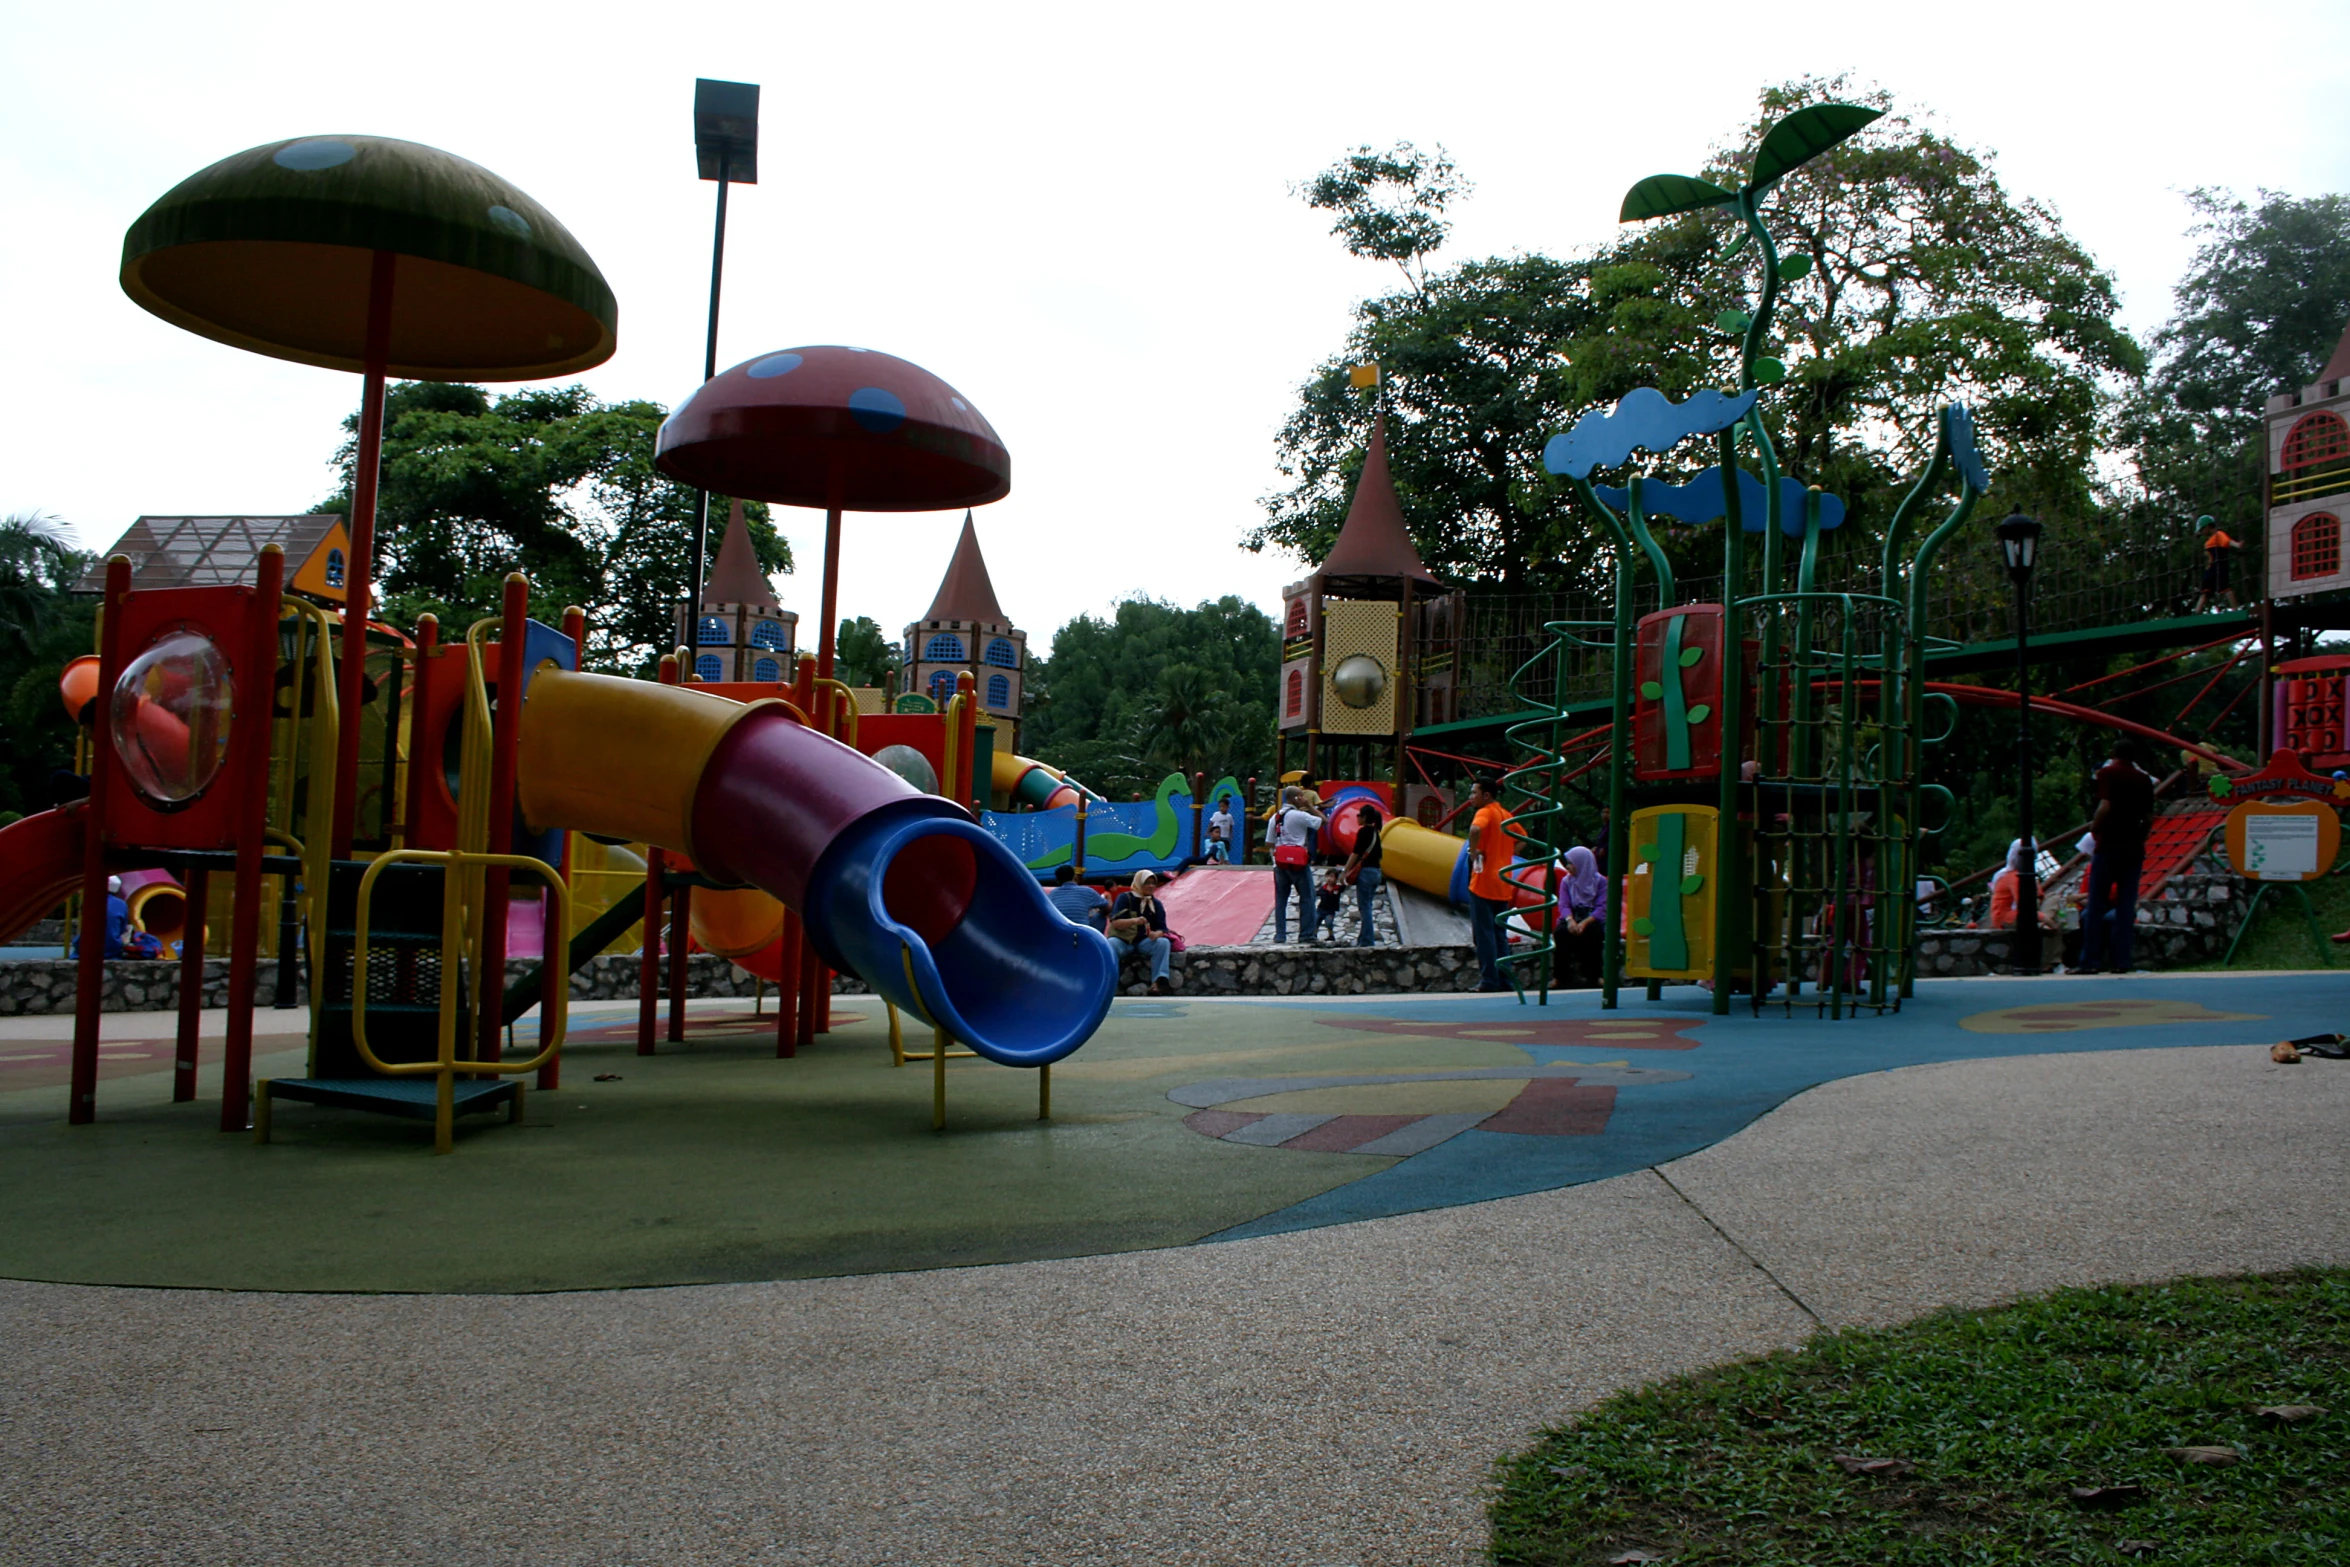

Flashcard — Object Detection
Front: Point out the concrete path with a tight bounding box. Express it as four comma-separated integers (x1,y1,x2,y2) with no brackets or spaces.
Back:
5,1037,2345,1566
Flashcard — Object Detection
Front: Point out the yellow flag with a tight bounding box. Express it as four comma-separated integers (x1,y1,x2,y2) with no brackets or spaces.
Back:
1348,362,1381,390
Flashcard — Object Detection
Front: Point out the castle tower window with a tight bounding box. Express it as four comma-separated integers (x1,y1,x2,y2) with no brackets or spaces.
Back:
694,653,724,681
751,657,781,682
1285,667,1304,719
924,632,966,662
697,615,730,646
986,673,1010,709
2292,512,2342,581
985,637,1019,669
750,619,786,650
928,670,955,704
2283,411,2350,471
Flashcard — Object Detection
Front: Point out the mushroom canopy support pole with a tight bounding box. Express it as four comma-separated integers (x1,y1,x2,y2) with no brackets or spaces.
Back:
116,133,619,856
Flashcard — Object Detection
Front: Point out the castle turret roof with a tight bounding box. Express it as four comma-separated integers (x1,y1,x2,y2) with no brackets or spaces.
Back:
702,499,780,612
920,512,1009,625
1317,412,1442,588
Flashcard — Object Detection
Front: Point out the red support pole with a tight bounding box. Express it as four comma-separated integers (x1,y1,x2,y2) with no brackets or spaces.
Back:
816,494,843,682
173,864,209,1102
69,556,131,1125
221,544,285,1132
403,614,438,848
637,848,663,1056
331,250,396,861
477,575,528,1062
540,606,585,1091
795,914,819,1053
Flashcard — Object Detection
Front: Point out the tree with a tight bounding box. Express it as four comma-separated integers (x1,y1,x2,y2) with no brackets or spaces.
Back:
1256,79,2143,596
1025,596,1280,794
321,383,790,672
2115,189,2350,532
1295,142,1470,297
833,615,899,689
0,512,96,820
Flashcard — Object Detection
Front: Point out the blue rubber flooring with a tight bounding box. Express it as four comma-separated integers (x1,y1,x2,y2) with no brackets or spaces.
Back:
1208,973,2346,1240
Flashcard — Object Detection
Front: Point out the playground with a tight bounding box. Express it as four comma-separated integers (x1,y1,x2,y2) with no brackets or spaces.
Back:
7,77,2350,1567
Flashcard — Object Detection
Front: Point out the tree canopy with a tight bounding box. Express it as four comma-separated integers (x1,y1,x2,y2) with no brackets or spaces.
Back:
321,382,789,673
0,512,96,821
1255,79,2145,595
2115,189,2350,531
833,615,900,689
1024,596,1280,794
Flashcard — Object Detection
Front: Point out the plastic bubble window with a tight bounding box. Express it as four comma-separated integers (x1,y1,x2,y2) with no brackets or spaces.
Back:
111,627,235,810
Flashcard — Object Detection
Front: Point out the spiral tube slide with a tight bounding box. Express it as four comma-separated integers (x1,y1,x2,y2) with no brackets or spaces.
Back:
517,672,1117,1068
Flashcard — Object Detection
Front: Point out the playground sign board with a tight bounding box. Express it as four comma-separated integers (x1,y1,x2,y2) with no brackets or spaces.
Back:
2211,748,2348,882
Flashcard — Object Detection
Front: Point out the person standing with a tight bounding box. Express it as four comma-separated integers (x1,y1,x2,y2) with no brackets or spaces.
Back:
1270,786,1325,943
1466,775,1516,991
1344,806,1385,946
1556,844,1607,987
2080,737,2156,973
2191,517,2239,613
1107,870,1175,995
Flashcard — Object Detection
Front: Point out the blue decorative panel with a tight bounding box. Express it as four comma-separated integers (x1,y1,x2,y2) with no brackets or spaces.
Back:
987,673,1010,708
697,616,730,646
986,638,1019,669
924,633,965,662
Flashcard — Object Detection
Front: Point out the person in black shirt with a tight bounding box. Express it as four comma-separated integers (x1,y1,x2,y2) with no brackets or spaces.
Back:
1344,806,1385,947
2080,736,2157,972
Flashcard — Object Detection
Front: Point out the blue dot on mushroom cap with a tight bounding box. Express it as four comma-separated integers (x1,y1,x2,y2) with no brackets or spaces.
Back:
486,205,532,239
848,386,907,433
274,139,356,171
747,353,803,380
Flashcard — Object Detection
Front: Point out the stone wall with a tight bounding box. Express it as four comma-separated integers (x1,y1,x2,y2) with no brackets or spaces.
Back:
1916,872,2240,976
3,942,1486,1014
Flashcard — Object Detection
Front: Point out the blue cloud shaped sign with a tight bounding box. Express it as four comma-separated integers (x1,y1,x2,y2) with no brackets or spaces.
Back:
1591,466,1846,537
1543,387,1762,479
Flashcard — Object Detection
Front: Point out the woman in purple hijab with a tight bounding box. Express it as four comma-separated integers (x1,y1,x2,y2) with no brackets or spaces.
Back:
1557,844,1608,988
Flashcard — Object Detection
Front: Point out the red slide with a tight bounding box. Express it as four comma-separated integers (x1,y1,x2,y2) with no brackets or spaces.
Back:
0,806,88,943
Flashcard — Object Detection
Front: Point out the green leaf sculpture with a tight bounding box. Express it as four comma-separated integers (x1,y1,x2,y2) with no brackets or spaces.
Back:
1620,173,1737,223
1678,646,1706,667
1749,103,1885,191
1685,703,1712,724
1776,253,1814,281
1680,874,1706,895
1753,357,1787,385
1714,308,1752,334
1636,842,1656,864
1632,916,1655,936
1639,680,1665,700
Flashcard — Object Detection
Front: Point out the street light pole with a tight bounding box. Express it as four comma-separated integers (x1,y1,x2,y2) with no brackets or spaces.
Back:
688,79,759,641
1996,509,2045,974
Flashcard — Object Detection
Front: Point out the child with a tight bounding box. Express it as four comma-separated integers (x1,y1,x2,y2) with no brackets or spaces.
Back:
1315,869,1345,937
2191,517,2238,613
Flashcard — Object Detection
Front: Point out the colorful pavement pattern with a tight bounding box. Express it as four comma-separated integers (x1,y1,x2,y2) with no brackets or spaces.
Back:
0,975,2337,1290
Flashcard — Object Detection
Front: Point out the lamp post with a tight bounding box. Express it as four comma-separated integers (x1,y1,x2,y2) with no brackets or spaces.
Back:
1995,509,2045,974
688,78,759,627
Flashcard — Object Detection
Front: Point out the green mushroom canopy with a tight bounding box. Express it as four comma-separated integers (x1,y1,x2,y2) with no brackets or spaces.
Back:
120,134,616,380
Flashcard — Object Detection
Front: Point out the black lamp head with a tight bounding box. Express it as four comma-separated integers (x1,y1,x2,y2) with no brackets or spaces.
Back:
1995,509,2043,582
694,79,759,184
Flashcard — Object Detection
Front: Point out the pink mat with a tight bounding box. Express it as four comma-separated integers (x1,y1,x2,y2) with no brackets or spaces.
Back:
1154,865,1274,947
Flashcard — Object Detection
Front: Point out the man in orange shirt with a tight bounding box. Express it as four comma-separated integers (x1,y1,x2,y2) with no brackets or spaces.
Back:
2191,516,2238,612
1466,774,1516,992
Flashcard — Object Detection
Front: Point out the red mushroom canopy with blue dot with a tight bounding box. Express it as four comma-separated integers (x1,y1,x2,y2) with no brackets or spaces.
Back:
654,346,1010,512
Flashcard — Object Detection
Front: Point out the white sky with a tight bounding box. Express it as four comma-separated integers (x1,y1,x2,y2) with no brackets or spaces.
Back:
6,1,2348,650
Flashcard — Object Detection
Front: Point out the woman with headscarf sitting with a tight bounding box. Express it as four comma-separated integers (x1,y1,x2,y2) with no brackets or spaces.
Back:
1557,844,1608,988
1107,869,1175,996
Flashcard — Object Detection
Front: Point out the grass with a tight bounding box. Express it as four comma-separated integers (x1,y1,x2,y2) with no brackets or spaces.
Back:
2187,868,2350,972
1489,1271,2350,1565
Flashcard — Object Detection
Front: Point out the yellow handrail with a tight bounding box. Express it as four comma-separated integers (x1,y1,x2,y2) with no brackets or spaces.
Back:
815,677,860,748
350,847,571,1153
941,689,968,808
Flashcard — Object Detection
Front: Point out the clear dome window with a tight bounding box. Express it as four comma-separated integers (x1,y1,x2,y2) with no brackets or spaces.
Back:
111,627,236,810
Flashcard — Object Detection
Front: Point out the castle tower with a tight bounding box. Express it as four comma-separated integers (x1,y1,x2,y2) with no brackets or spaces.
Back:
903,512,1027,745
1278,412,1456,780
2264,316,2350,601
676,499,799,682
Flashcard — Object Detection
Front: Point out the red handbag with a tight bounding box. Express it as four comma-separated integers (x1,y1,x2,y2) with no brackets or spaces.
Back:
1273,844,1309,867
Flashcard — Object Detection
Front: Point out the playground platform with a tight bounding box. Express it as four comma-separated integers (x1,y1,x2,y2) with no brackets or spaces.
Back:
2,973,2343,1564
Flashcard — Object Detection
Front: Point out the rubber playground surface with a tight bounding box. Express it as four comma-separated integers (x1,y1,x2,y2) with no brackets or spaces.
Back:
0,973,2334,1294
